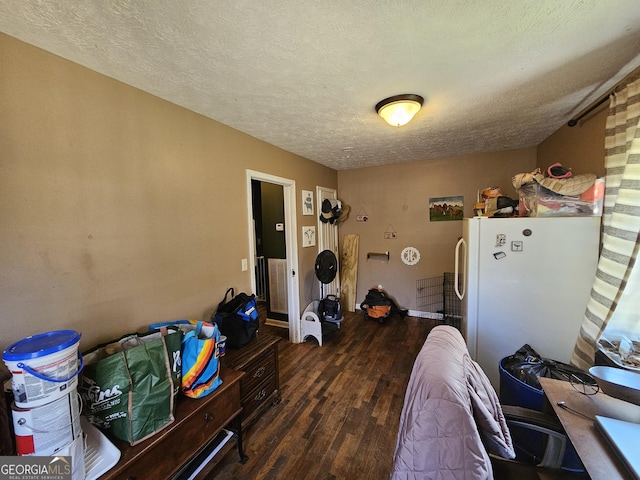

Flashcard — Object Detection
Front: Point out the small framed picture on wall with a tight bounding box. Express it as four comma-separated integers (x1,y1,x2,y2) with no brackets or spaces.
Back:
302,226,316,247
302,190,314,215
429,195,464,221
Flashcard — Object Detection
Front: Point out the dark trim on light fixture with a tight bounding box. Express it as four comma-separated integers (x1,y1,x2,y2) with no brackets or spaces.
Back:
375,94,425,126
375,94,424,113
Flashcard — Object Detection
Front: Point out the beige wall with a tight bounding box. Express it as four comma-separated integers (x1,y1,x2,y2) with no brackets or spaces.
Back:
0,33,336,352
0,31,608,352
336,106,607,313
337,149,537,311
537,107,607,177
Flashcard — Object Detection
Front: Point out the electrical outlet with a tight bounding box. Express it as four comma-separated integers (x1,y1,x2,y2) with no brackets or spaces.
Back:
384,232,397,239
241,258,248,271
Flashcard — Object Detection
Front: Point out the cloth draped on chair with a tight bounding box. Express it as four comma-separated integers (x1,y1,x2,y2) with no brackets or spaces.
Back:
571,76,640,370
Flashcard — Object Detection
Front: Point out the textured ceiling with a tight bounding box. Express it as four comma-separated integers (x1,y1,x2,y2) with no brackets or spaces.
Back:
2,1,640,170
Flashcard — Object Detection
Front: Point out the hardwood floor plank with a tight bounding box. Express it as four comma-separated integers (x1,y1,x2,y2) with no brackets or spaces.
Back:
210,308,437,479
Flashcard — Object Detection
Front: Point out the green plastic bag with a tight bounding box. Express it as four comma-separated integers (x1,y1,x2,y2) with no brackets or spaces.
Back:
80,327,182,445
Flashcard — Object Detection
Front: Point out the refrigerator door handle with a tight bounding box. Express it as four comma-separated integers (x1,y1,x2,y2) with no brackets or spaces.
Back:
454,237,466,300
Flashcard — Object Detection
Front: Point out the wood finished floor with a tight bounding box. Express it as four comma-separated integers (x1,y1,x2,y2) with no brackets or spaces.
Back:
210,307,438,480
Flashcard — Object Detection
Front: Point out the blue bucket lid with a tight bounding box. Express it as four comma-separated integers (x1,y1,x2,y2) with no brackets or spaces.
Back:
3,330,81,362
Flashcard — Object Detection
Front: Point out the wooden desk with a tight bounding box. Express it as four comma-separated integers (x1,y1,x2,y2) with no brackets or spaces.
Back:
540,377,640,480
101,367,245,480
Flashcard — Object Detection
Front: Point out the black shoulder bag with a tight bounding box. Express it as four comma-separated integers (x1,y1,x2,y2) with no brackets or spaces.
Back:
213,288,259,349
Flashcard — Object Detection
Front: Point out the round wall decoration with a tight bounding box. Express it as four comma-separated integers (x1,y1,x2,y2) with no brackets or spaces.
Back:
401,247,421,265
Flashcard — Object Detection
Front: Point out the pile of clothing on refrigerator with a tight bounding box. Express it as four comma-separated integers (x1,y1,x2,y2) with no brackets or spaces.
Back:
512,163,603,217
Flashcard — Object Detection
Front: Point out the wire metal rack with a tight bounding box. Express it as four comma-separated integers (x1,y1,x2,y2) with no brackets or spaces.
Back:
416,273,462,331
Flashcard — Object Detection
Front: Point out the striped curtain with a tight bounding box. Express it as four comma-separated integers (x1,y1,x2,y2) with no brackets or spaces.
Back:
571,77,640,370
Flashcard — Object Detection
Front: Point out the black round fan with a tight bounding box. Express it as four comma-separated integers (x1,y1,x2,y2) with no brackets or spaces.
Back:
313,249,342,334
314,250,337,285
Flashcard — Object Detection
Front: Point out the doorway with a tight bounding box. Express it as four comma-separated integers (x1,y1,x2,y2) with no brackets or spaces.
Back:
251,180,287,323
246,170,301,343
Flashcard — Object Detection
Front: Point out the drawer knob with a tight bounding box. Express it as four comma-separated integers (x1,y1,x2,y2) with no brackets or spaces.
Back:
255,389,267,401
254,366,266,378
204,412,213,422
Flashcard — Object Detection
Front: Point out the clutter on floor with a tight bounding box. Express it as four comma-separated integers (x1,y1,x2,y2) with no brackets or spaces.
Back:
301,249,344,346
1,291,253,473
360,286,408,323
498,343,593,473
3,330,88,479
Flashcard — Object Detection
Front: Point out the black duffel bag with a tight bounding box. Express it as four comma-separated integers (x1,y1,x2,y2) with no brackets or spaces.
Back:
213,288,259,349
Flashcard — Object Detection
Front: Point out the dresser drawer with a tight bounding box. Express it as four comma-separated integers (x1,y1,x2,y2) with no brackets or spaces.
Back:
222,333,281,431
242,373,277,422
241,348,276,395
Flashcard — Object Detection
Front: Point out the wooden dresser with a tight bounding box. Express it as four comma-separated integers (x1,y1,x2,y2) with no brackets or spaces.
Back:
100,367,245,480
222,333,281,431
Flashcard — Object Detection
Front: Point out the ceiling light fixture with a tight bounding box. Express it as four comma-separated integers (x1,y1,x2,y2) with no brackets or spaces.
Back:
375,94,424,127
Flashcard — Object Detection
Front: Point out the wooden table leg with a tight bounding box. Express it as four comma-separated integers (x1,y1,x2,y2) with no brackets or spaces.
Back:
235,415,248,464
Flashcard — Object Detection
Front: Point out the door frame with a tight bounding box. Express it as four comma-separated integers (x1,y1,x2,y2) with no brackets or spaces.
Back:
246,170,301,343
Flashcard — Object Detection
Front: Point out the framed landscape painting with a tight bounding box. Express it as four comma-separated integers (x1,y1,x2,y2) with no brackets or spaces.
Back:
429,196,463,221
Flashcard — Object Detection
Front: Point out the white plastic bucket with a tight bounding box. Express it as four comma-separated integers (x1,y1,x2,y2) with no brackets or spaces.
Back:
3,330,83,408
11,390,82,456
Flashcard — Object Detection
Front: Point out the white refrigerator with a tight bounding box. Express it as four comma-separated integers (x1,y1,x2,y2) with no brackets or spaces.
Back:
454,216,600,390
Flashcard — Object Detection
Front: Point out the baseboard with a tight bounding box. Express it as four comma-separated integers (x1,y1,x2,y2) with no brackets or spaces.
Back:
265,318,289,329
408,310,443,320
